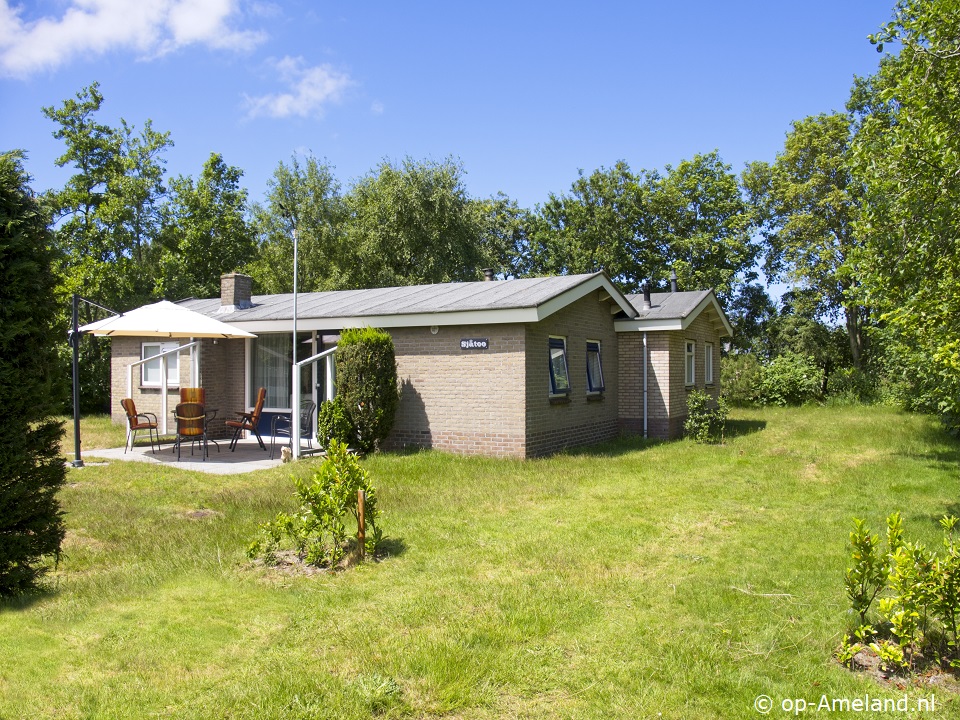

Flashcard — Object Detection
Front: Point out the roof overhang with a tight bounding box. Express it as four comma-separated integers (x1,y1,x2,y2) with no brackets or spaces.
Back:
614,292,733,337
212,273,638,333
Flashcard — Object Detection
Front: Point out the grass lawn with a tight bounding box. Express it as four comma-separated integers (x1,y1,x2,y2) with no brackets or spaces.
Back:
4,405,959,718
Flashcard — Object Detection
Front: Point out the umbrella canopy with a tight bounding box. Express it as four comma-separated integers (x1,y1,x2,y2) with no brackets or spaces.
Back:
80,300,256,339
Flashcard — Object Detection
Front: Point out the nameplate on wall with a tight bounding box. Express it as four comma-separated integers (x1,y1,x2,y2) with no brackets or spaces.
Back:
460,338,489,350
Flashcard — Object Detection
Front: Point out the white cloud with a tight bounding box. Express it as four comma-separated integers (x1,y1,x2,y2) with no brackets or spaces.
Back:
0,0,265,77
371,101,384,115
243,56,351,119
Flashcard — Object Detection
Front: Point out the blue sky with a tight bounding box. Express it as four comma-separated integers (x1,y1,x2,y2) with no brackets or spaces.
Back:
2,1,893,210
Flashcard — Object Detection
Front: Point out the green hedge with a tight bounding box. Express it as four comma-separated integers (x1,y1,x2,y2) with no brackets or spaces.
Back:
335,327,400,453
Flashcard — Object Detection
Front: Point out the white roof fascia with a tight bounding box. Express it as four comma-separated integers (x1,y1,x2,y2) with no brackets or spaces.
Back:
614,319,683,332
535,274,636,321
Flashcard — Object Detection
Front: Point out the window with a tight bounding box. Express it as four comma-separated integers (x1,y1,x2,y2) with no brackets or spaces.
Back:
586,340,604,393
685,340,696,386
141,342,180,387
705,342,714,385
249,333,313,409
548,336,570,395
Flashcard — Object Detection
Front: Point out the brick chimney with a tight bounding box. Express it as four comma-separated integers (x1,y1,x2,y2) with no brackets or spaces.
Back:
220,273,253,312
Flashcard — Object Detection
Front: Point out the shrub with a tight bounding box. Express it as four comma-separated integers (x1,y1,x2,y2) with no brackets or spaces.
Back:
684,389,728,443
721,352,762,406
839,513,960,673
826,367,877,404
0,152,67,597
335,327,400,453
317,397,354,447
247,439,382,567
757,352,822,406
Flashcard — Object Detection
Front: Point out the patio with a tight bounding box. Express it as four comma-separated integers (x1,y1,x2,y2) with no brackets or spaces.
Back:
81,436,317,475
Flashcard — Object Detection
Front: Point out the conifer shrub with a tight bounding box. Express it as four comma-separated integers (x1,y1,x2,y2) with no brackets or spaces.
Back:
335,327,400,453
0,152,67,597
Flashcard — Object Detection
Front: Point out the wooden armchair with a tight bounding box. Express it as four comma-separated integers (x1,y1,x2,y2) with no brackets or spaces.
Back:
174,401,208,461
179,387,205,404
120,398,159,454
226,387,267,451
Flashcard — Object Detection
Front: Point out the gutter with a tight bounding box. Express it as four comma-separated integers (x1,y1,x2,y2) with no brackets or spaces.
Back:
643,331,648,439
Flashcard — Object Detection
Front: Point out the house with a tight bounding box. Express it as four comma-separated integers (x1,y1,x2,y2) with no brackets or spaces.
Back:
106,272,732,458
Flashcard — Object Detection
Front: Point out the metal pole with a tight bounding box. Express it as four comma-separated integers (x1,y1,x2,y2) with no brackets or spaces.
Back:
71,293,84,468
292,225,301,459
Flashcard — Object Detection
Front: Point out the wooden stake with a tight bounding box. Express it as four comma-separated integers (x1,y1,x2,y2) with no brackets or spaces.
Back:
358,489,366,560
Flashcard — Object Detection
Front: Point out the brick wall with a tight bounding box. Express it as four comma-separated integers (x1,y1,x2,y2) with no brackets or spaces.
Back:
384,324,527,457
666,313,721,438
197,338,246,439
617,313,723,440
524,290,621,457
617,332,671,439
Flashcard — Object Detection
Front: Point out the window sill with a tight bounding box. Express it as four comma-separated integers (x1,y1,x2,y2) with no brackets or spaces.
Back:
549,394,571,405
139,385,180,391
586,391,604,401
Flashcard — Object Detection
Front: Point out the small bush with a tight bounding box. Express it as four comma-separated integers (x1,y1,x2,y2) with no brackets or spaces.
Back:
826,367,877,404
247,439,382,567
317,397,354,447
336,327,400,453
838,513,960,673
721,353,762,406
684,389,728,443
757,352,822,406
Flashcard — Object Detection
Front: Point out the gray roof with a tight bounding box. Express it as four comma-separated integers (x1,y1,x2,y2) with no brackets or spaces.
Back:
180,273,608,322
624,290,712,321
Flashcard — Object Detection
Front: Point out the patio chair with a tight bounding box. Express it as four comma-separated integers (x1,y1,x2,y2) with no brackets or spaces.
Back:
179,387,205,404
270,399,317,460
226,387,267,451
174,401,208,461
120,398,159,454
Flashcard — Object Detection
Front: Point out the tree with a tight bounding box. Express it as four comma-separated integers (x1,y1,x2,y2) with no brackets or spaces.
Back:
155,153,255,299
651,151,759,302
745,114,868,367
527,161,656,292
528,155,758,297
343,157,485,287
470,192,535,278
246,154,347,293
727,282,777,354
0,151,67,596
42,83,171,409
849,0,960,420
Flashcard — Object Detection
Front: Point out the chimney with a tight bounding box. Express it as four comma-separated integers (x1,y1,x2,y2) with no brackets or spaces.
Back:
220,273,253,312
482,268,495,281
641,281,652,310
670,270,678,293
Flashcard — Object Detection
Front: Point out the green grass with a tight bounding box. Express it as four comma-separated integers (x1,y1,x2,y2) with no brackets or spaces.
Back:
4,405,959,718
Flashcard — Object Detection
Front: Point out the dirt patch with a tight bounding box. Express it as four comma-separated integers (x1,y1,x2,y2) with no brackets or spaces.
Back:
62,529,108,553
846,647,960,694
247,546,374,581
184,509,224,520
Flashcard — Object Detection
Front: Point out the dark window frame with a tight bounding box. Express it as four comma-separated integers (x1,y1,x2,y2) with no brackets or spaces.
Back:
586,340,605,393
548,336,571,396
